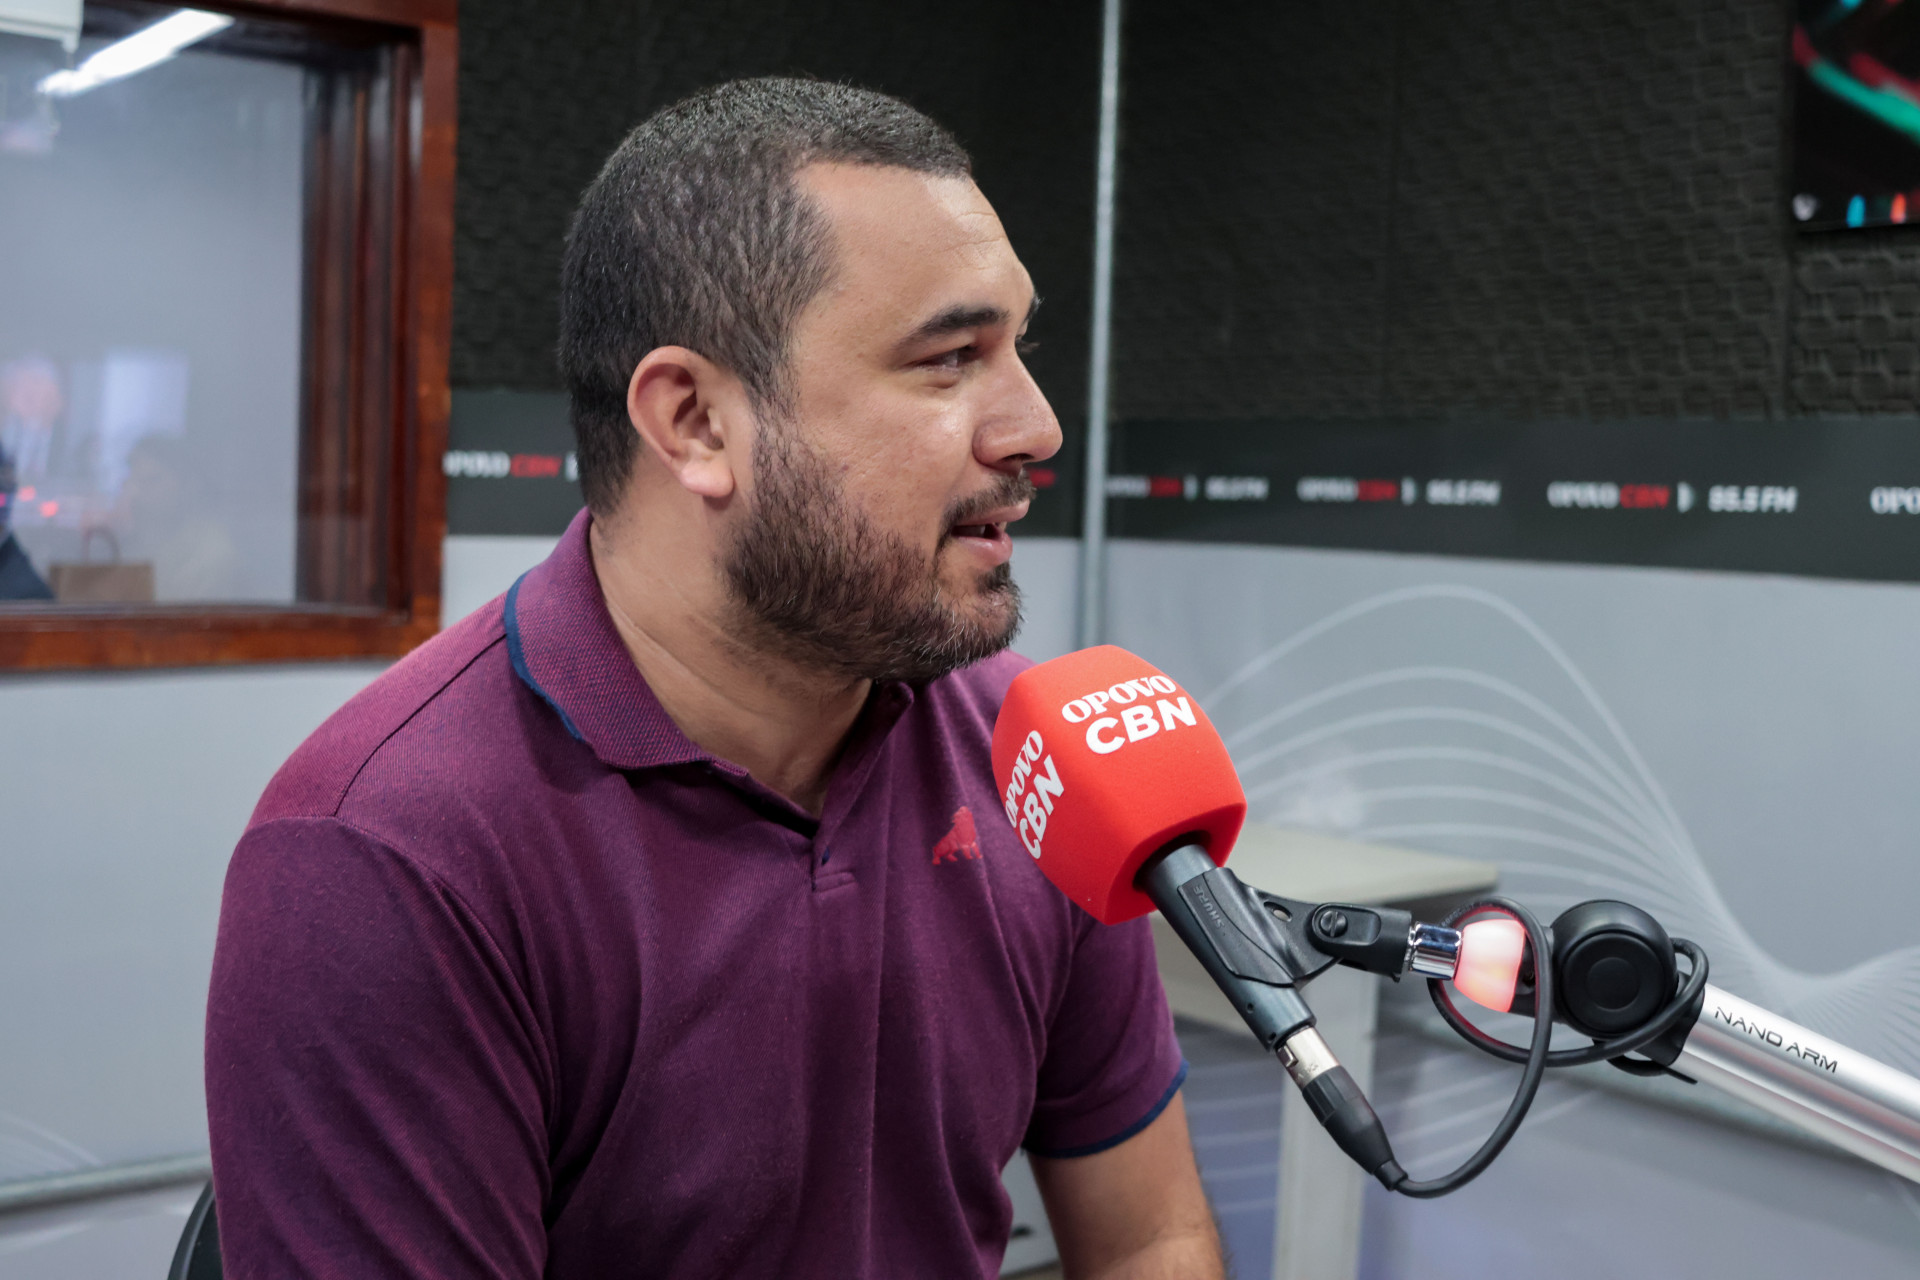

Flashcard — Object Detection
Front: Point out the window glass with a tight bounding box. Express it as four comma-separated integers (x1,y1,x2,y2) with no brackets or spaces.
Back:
0,4,393,609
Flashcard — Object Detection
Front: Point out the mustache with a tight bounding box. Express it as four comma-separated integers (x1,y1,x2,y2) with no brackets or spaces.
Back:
943,470,1037,531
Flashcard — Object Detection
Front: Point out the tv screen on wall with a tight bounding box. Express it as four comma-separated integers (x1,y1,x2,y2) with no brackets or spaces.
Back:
1793,0,1920,230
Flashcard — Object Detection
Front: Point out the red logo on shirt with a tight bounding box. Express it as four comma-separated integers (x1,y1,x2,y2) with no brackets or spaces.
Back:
930,807,982,865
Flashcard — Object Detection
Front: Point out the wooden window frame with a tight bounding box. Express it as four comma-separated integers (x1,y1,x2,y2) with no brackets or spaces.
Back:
0,0,456,671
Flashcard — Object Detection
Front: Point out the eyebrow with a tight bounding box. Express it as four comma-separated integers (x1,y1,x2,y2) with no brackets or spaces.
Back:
899,293,1042,351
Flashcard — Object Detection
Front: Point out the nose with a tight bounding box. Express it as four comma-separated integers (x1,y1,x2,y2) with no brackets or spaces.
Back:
975,354,1063,474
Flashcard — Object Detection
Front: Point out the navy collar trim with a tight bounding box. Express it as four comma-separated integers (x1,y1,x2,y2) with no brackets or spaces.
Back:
503,572,585,744
500,509,723,773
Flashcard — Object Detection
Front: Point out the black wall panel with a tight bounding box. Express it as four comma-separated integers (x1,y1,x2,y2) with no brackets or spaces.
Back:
1384,0,1787,420
1114,2,1399,420
451,1,1101,535
1114,0,1920,426
450,1,1916,545
1792,234,1920,413
452,1,641,392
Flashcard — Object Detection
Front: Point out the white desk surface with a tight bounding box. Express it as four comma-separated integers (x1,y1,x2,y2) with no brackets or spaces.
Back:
1209,821,1499,907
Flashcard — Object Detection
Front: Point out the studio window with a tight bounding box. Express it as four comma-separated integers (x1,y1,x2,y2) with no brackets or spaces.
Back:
0,0,454,668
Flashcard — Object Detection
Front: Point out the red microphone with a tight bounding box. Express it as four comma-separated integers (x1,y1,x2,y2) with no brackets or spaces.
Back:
994,651,1920,1192
993,646,1411,1187
990,645,1247,924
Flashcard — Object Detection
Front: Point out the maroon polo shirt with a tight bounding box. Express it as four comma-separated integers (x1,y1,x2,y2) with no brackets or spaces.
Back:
205,511,1184,1279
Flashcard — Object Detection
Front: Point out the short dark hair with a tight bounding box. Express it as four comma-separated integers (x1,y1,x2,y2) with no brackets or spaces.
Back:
559,77,972,514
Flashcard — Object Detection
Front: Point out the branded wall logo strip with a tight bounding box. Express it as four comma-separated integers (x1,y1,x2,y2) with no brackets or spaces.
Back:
1109,417,1920,583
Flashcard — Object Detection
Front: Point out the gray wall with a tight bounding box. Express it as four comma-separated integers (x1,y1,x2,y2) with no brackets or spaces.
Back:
0,539,507,1275
0,663,383,1176
1109,538,1920,1276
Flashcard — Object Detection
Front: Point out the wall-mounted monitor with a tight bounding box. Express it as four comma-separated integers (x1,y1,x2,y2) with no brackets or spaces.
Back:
1792,0,1920,230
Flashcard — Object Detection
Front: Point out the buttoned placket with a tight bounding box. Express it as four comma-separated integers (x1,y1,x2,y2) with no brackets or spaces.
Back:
675,683,914,892
809,682,915,891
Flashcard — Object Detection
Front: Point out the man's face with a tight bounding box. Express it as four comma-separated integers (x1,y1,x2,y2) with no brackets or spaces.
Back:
722,163,1062,682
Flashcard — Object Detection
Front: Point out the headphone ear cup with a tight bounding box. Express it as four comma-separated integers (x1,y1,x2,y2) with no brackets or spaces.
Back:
1549,901,1677,1038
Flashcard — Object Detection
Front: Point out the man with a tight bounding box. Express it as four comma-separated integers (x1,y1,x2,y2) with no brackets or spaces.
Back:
207,78,1223,1278
0,447,53,601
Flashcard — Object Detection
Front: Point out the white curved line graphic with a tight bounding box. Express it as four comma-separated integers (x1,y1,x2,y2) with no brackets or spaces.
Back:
1203,583,1920,1076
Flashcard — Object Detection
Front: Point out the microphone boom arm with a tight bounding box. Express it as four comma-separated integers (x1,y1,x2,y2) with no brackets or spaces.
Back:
1139,843,1920,1190
1675,984,1920,1182
1140,844,1459,1031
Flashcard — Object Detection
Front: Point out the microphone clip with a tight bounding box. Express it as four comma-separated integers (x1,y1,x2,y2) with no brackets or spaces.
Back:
1171,860,1451,986
1139,844,1461,1052
1169,868,1335,990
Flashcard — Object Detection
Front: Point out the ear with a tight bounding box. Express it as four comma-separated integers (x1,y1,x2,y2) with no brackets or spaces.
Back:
625,346,741,500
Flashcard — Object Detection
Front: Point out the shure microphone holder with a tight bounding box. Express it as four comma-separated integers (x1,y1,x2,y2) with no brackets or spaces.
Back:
1137,839,1920,1195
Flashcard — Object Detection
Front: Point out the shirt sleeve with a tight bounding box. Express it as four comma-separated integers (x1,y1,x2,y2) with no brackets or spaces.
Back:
1023,913,1187,1158
205,817,550,1279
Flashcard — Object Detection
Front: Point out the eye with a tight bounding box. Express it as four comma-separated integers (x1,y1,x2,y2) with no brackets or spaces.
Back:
1016,336,1040,356
925,344,979,371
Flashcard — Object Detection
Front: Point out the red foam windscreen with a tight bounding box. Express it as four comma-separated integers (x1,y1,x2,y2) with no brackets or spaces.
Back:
992,645,1246,924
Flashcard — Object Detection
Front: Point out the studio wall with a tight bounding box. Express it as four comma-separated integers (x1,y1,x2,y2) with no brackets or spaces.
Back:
1107,2,1920,1275
450,0,1102,537
1112,0,1867,421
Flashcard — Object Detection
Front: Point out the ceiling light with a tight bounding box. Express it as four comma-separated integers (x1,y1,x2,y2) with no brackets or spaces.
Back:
36,8,232,99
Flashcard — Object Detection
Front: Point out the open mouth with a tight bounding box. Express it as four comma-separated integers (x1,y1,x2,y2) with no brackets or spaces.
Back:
945,519,1015,567
943,487,1030,565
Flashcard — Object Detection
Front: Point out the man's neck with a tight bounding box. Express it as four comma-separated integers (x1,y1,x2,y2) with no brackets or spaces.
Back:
589,518,869,817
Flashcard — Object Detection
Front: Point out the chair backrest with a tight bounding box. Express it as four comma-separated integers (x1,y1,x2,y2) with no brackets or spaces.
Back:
168,1181,221,1280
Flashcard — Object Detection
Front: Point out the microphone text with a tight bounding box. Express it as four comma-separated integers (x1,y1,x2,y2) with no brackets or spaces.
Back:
1002,730,1064,859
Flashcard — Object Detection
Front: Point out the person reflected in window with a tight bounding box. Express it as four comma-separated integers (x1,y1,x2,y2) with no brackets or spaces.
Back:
0,355,61,489
0,446,52,601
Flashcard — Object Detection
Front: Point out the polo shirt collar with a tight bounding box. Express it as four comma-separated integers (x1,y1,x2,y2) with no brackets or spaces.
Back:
503,510,917,784
504,509,735,774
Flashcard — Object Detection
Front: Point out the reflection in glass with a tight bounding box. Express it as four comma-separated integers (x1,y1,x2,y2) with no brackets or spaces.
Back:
0,436,53,601
0,3,401,610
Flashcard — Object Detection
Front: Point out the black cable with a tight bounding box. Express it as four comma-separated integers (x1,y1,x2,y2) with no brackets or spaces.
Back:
1284,897,1710,1197
1429,935,1709,1069
1385,896,1557,1198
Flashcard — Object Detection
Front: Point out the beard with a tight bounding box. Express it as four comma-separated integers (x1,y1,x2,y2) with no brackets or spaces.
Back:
721,420,1028,684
